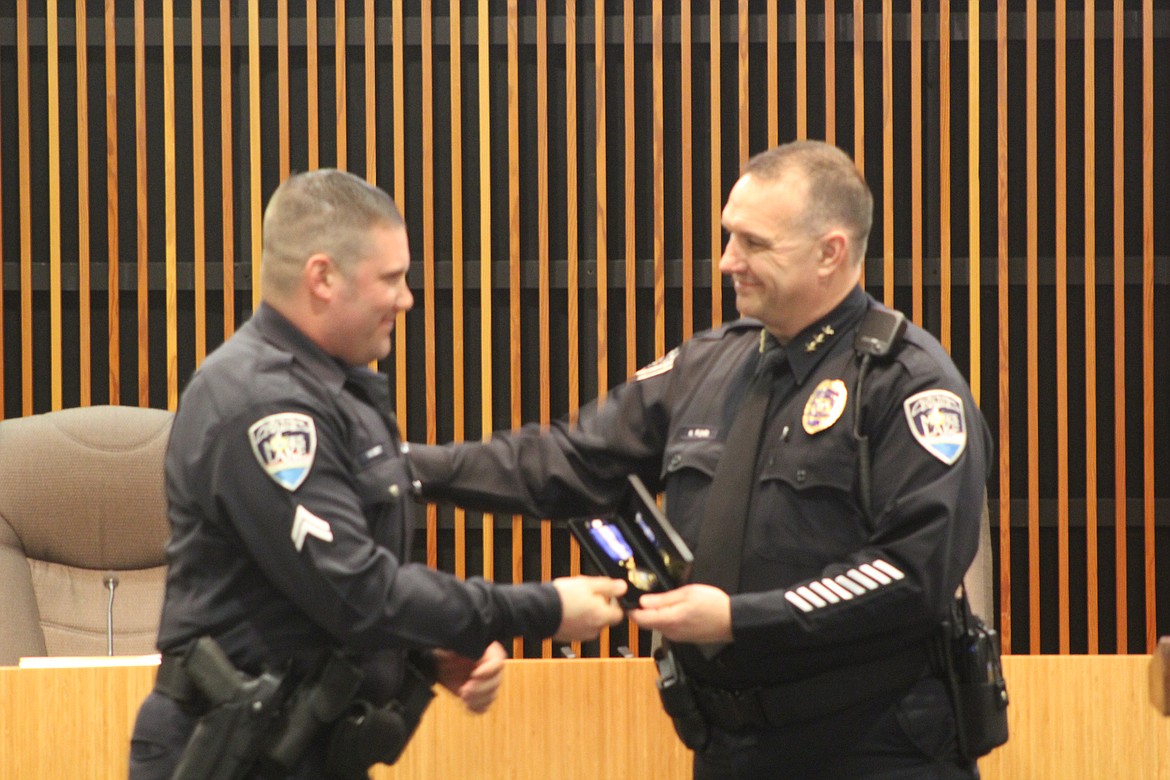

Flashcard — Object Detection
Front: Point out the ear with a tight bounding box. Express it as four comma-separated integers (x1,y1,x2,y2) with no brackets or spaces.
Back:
304,253,337,301
817,231,849,276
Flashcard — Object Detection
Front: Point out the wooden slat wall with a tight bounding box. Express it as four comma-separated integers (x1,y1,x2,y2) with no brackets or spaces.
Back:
0,3,1164,659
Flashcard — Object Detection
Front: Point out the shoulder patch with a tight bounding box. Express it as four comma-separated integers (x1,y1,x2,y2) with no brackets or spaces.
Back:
633,347,679,381
249,412,317,491
903,389,967,465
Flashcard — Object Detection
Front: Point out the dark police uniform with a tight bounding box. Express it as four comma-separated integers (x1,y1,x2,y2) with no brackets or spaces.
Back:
411,285,992,779
129,303,562,779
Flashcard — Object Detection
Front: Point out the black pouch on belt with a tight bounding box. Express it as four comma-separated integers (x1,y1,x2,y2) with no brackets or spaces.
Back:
323,661,436,779
939,588,1010,760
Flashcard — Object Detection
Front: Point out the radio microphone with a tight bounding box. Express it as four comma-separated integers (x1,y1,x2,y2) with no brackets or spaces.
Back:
103,572,119,656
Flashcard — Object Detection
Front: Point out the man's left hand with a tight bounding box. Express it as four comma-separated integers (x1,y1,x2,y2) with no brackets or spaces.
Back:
434,641,508,714
629,584,733,644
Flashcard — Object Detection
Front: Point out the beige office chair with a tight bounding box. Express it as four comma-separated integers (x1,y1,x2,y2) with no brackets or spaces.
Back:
0,405,173,666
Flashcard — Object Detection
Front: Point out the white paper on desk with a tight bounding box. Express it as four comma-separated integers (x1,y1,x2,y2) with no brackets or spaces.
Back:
17,654,161,668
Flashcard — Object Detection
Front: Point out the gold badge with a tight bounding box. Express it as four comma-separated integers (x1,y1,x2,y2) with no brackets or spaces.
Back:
802,379,848,435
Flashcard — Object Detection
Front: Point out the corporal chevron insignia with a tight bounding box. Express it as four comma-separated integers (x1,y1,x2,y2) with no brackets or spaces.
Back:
249,412,317,491
903,389,967,465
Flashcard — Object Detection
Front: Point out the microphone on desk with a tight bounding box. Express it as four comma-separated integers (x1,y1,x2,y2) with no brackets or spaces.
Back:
103,572,119,656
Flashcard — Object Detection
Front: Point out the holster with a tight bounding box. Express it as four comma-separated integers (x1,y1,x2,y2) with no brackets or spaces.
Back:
168,637,288,780
937,594,1010,759
264,650,365,770
653,646,710,752
323,661,436,779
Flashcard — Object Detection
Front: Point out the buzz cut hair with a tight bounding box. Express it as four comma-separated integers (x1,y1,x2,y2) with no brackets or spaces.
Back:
260,168,404,299
743,140,874,266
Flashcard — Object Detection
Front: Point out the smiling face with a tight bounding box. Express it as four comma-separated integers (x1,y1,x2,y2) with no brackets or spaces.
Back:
718,170,848,343
321,224,414,366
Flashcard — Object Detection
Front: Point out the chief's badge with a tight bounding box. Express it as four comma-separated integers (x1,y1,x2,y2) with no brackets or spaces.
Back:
249,413,317,491
802,379,848,435
903,389,967,465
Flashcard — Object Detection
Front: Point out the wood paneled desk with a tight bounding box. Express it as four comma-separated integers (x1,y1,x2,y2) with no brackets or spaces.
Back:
2,656,1168,779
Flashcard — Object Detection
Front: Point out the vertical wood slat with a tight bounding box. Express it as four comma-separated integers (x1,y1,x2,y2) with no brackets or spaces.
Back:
737,1,748,167
135,0,149,405
852,0,864,192
507,0,523,660
75,0,92,405
537,0,551,658
652,2,664,360
967,0,981,406
565,0,581,657
392,0,407,432
1141,0,1156,654
192,0,206,366
1025,0,1040,655
1054,2,1070,653
47,0,61,410
680,3,693,340
621,0,637,657
881,1,892,306
1083,0,1099,655
247,1,261,312
824,0,835,147
163,2,178,410
219,0,235,339
421,0,437,572
795,0,805,140
938,2,951,352
308,0,319,170
449,0,466,581
106,0,122,401
996,0,1012,649
767,0,777,146
710,0,722,325
477,0,494,583
1111,0,1128,653
278,3,289,179
623,0,635,382
336,0,347,170
909,3,922,325
594,0,609,655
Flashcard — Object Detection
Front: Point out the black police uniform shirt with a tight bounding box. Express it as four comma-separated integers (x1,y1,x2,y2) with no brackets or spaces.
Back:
411,285,993,690
156,303,560,701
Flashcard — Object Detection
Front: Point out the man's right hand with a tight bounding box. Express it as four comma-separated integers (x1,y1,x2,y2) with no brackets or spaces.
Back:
551,576,627,641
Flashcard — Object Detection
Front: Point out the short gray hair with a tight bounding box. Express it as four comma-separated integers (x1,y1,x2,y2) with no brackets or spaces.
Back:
260,169,404,298
743,141,873,265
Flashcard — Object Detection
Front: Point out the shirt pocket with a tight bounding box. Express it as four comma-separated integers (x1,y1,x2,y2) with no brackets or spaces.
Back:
660,438,723,544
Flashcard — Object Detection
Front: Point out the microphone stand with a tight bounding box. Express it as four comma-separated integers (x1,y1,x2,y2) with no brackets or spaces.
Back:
103,572,119,656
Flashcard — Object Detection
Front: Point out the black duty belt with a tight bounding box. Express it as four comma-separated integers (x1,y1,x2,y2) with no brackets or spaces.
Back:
690,642,931,732
154,653,208,710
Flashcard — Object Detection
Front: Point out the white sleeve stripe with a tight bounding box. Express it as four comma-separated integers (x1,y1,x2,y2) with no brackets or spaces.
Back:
809,581,840,604
796,586,828,608
872,559,906,580
859,563,892,585
847,569,880,589
836,575,867,595
785,591,815,612
823,578,854,600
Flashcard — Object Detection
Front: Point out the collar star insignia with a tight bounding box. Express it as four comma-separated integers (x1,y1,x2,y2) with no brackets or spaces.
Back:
805,324,836,352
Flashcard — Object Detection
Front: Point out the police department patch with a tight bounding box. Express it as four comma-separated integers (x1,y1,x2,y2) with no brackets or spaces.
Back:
249,413,317,491
633,347,678,381
903,390,967,465
802,379,848,435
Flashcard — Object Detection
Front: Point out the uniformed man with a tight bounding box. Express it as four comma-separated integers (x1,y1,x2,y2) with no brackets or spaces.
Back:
128,169,626,779
410,141,992,778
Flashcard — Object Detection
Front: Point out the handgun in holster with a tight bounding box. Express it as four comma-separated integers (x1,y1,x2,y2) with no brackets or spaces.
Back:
653,645,710,752
323,660,436,779
938,594,1010,760
170,636,288,780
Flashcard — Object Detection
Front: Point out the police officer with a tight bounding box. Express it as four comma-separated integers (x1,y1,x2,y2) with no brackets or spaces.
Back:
128,169,627,779
410,141,992,778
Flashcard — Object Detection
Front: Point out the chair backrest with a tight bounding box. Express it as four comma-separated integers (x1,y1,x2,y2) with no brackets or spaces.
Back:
0,405,173,666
